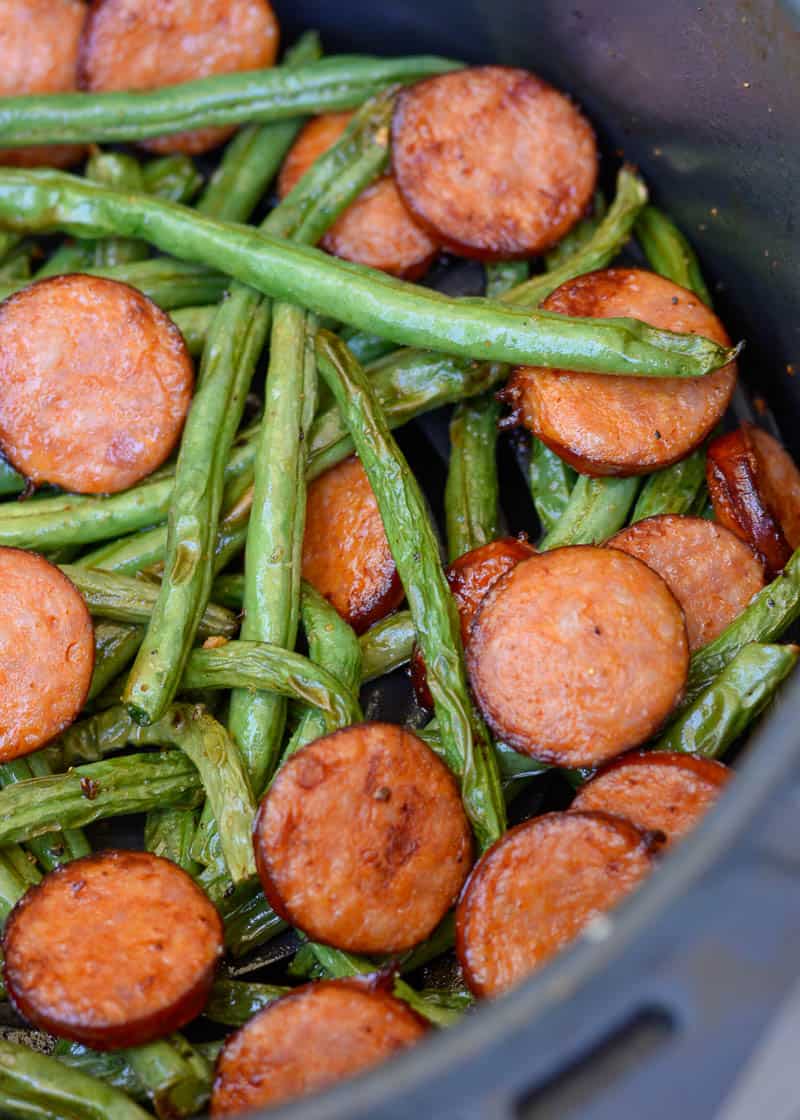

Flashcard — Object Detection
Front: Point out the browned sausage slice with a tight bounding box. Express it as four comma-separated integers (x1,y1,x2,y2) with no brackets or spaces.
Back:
467,547,689,768
0,275,194,494
0,0,86,169
3,850,223,1049
505,269,737,475
411,536,536,709
456,811,654,997
570,751,730,847
254,722,472,954
706,424,800,576
608,514,765,651
0,549,94,762
211,981,426,1116
79,0,280,154
391,66,598,260
302,456,403,635
278,112,440,279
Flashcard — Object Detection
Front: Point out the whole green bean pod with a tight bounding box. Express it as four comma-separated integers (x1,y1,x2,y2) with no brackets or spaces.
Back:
283,584,363,758
635,204,713,307
0,169,735,377
445,394,502,561
359,611,415,682
0,56,459,147
205,978,289,1026
0,1041,152,1120
60,564,237,636
52,1042,148,1104
123,1038,211,1120
544,189,607,270
687,546,800,701
316,331,505,850
0,752,203,846
655,643,798,757
142,155,203,205
0,755,90,871
539,474,641,549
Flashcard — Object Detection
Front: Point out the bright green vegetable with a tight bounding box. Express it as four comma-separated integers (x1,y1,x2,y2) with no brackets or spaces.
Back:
89,622,144,701
544,189,607,270
144,808,201,876
656,643,798,756
0,1041,152,1120
316,331,505,850
0,170,736,377
630,447,707,522
635,204,713,307
52,1042,148,1104
123,1038,211,1120
0,849,28,922
444,395,502,562
485,259,529,298
339,324,397,365
34,239,95,279
539,474,641,549
85,151,150,268
142,155,203,205
528,439,577,534
205,978,289,1026
0,56,459,147
0,752,203,846
218,880,287,956
171,305,215,357
359,611,415,682
686,546,800,702
0,755,90,871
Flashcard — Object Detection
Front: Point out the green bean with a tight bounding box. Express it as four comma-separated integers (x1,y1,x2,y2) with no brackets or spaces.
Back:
0,170,736,377
123,1037,211,1120
205,978,289,1026
0,457,24,497
52,1042,148,1104
655,643,798,757
528,439,577,534
142,155,203,205
61,564,237,636
0,230,21,263
283,584,363,758
34,238,96,279
340,324,397,365
144,807,201,876
0,752,203,847
0,256,228,310
316,331,505,850
0,56,458,147
198,31,323,222
218,879,287,956
3,844,40,887
359,611,415,682
0,849,29,921
444,394,501,561
417,721,550,799
485,259,530,298
170,304,215,356
89,622,145,701
0,756,90,871
183,640,361,731
544,189,607,271
635,204,713,307
539,474,641,549
630,447,707,522
686,546,800,701
0,239,34,282
0,1041,152,1120
85,151,150,268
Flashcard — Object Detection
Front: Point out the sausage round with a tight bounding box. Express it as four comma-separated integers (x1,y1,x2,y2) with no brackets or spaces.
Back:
411,536,536,710
211,981,426,1116
391,66,597,260
2,850,223,1049
302,455,403,635
79,0,280,154
456,811,654,997
0,549,94,763
0,0,87,169
278,112,439,279
707,424,800,577
254,722,472,954
506,269,737,475
467,546,689,768
608,515,765,651
0,275,194,494
570,751,731,848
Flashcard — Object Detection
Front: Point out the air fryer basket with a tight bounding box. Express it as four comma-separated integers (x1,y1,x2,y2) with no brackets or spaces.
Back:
257,2,800,1117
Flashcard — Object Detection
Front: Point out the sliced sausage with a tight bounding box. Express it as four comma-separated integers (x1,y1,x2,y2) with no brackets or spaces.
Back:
391,66,597,260
3,850,223,1049
467,546,689,768
254,722,472,954
456,811,655,997
411,536,536,710
707,424,800,577
505,269,737,475
302,455,403,635
608,515,765,651
211,980,426,1116
0,275,194,494
278,112,439,279
570,751,731,848
79,0,280,154
0,0,87,169
0,549,94,763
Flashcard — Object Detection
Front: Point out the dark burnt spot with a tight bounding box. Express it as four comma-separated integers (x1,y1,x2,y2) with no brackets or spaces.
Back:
80,777,100,800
